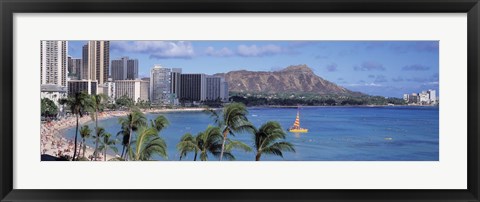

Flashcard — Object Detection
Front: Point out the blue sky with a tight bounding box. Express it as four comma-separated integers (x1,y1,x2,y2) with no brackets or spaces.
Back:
68,41,439,98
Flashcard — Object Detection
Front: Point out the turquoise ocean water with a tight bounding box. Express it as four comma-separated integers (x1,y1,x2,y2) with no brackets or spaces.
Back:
64,106,439,161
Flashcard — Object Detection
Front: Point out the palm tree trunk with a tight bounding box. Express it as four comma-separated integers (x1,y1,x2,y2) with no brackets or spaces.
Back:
82,139,86,158
73,115,79,161
194,151,197,161
78,142,83,159
125,127,133,161
120,146,125,159
219,130,228,161
93,110,99,161
255,153,261,161
104,149,107,161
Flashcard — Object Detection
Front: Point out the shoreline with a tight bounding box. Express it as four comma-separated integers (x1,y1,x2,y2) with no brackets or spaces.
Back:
245,105,439,109
41,107,207,161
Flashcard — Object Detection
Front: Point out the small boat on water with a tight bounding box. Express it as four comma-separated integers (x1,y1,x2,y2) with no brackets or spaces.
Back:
289,108,308,133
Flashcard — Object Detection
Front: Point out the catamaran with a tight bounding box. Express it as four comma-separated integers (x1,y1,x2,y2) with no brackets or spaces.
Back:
288,108,308,133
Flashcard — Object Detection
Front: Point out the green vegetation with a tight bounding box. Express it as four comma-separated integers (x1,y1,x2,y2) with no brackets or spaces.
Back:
200,98,224,108
114,95,135,109
49,98,298,161
98,132,117,161
129,126,168,161
177,133,198,160
176,126,251,161
136,99,152,109
114,107,170,161
205,103,254,161
150,115,169,132
41,98,58,118
176,103,296,161
229,92,406,107
91,94,108,161
253,121,295,161
79,125,91,158
59,92,92,160
118,107,147,161
116,125,130,159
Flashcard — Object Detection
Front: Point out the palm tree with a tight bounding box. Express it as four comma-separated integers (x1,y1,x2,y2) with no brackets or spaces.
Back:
253,121,295,161
197,126,223,161
177,133,199,161
91,93,108,161
206,103,253,161
92,127,107,160
58,92,91,160
79,125,91,158
151,115,169,132
118,107,147,161
129,126,168,161
98,132,118,161
185,126,251,161
116,125,130,159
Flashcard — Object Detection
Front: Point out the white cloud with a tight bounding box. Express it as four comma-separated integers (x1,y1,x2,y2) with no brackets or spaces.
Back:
203,44,290,57
204,46,235,57
110,41,195,59
236,44,287,57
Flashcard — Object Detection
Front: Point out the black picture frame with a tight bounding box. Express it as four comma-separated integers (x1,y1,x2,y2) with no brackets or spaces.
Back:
1,0,479,201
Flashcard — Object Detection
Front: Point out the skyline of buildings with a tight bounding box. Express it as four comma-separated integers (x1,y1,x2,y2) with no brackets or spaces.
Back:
111,56,139,81
403,89,437,105
41,40,437,109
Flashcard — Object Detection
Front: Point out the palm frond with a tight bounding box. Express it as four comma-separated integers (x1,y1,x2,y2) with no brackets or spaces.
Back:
211,151,235,161
225,140,252,153
176,133,199,160
79,125,91,139
254,121,295,160
204,108,222,127
141,137,168,160
131,126,168,161
151,115,169,132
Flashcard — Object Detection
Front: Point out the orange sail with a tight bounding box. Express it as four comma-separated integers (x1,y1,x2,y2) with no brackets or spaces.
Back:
289,108,308,133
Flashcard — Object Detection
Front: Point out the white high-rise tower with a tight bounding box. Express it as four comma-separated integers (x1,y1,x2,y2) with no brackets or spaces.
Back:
40,41,68,87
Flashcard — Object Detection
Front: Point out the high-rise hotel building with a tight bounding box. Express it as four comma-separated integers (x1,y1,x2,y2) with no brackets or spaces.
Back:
206,76,222,101
111,57,138,81
40,41,68,87
171,68,182,99
150,65,181,105
115,80,149,103
206,76,229,101
98,78,116,102
67,80,98,95
221,80,229,101
81,41,110,85
67,56,82,80
180,74,206,102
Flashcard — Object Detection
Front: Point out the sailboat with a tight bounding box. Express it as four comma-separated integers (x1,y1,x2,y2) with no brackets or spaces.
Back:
288,108,308,133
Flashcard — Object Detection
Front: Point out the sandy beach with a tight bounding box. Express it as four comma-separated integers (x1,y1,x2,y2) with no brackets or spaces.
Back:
40,107,206,161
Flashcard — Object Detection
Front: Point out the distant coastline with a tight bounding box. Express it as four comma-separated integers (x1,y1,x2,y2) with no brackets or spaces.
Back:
245,105,439,109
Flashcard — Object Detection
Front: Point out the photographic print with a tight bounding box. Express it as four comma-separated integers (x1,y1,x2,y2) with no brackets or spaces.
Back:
40,40,439,161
